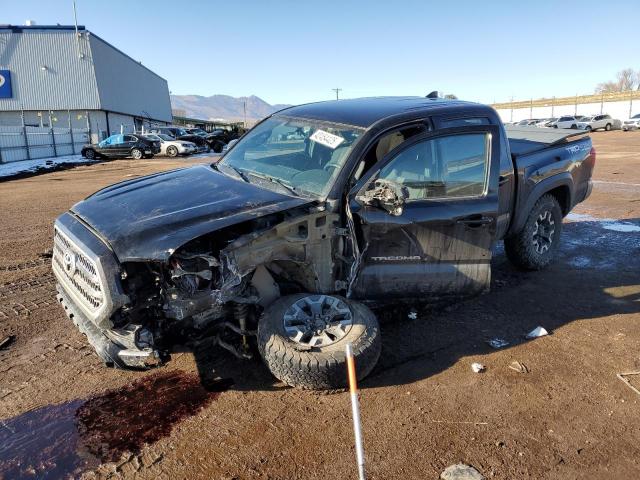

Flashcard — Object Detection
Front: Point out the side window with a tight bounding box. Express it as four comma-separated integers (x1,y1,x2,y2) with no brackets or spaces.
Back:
378,133,490,200
124,135,136,142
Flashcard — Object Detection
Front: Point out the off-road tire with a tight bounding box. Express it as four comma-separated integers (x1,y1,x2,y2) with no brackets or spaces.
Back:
166,145,178,157
505,194,563,271
213,142,224,154
131,148,143,160
257,294,381,390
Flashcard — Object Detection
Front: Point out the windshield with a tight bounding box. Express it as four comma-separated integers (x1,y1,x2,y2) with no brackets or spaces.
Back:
218,116,363,198
582,117,594,122
157,134,173,141
144,134,161,141
632,114,640,119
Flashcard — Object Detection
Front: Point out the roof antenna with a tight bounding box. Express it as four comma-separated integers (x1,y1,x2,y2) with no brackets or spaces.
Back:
426,91,441,99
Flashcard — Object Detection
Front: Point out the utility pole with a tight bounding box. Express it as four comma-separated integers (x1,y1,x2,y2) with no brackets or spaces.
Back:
73,0,81,58
332,88,342,100
243,100,247,128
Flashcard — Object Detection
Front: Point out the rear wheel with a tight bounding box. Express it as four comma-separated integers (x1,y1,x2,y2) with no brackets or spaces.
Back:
586,126,592,132
605,123,612,131
131,148,143,160
84,149,96,160
166,145,178,157
213,142,225,154
505,194,563,270
257,294,381,389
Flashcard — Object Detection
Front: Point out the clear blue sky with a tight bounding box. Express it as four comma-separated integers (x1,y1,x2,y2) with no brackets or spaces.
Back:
3,0,639,105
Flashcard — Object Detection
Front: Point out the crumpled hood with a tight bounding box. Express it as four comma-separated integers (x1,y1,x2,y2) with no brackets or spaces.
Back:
71,164,312,262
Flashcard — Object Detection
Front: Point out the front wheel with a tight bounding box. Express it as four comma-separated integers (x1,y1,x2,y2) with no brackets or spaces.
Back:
257,294,381,390
131,148,143,160
505,194,563,270
84,149,96,160
605,123,612,131
166,145,178,157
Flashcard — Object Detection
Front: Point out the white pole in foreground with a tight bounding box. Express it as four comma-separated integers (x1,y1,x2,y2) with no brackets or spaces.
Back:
346,343,366,480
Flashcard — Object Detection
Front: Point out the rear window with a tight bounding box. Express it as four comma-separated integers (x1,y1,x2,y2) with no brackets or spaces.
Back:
440,117,490,128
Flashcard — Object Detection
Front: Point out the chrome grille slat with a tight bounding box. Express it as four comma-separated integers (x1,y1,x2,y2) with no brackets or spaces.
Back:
52,227,104,312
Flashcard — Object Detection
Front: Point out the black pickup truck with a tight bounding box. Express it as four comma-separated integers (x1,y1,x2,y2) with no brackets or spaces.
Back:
52,97,594,389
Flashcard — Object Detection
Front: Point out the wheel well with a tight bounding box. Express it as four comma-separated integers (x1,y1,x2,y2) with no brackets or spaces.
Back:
547,185,570,215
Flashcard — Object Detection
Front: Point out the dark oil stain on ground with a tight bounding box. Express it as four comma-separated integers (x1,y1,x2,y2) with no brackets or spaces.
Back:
0,370,229,479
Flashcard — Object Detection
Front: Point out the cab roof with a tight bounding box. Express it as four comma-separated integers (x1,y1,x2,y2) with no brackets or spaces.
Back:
275,96,485,129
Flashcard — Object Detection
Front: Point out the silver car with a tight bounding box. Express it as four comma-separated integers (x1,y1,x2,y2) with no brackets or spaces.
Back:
575,114,621,132
143,133,197,157
622,113,640,131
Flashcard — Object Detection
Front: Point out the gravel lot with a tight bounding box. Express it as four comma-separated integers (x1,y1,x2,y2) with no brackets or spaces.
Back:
1,131,640,479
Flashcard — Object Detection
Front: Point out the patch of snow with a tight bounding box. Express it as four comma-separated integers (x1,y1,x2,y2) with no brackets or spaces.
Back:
0,155,96,179
569,256,592,268
565,212,599,222
601,222,640,233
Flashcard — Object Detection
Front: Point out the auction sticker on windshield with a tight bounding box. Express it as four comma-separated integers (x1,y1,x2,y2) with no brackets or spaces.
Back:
310,129,345,149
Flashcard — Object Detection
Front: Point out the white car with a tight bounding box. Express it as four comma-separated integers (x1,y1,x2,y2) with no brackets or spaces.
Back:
552,115,583,129
575,114,621,132
535,118,557,127
622,113,640,131
143,133,197,157
221,138,238,153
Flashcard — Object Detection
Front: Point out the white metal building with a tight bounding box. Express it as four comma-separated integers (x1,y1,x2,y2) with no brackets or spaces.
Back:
0,24,171,162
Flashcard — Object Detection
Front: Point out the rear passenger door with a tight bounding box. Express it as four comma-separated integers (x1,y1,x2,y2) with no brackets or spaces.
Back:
349,125,500,300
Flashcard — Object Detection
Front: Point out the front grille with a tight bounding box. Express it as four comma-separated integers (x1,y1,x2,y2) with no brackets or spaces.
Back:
52,227,104,312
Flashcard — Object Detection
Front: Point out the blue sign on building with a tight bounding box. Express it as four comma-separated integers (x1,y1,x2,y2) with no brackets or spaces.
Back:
0,70,12,98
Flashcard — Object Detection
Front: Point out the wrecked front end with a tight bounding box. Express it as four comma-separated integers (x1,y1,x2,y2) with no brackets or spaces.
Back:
52,202,345,369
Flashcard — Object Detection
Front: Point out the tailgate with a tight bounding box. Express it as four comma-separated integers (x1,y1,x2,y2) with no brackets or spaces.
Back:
506,125,589,157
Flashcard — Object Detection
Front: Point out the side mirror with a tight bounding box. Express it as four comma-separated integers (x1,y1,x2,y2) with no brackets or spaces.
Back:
357,179,409,216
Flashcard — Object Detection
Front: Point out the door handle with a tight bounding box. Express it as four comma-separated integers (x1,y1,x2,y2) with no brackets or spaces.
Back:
498,175,509,186
456,215,493,227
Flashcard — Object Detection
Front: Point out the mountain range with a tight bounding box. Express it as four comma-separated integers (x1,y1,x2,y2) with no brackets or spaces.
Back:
170,94,291,123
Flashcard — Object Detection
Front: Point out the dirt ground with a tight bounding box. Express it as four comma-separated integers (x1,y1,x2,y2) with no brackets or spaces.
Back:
1,131,639,480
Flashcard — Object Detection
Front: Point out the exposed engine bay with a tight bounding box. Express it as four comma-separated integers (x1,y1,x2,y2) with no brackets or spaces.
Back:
107,207,347,366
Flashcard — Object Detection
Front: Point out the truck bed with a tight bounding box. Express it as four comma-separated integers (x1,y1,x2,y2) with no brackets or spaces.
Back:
506,125,588,157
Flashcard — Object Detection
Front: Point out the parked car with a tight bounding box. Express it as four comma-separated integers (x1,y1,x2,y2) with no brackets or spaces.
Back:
552,116,583,129
575,114,621,131
53,97,594,389
535,118,557,127
622,113,640,131
205,126,246,153
221,138,238,153
142,133,197,157
81,134,160,160
148,126,210,152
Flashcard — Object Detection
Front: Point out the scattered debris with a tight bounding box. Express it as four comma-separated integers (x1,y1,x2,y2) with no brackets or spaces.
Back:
508,361,529,373
0,335,15,351
471,362,486,373
526,326,549,339
487,338,509,349
407,309,418,320
440,463,485,480
617,371,640,396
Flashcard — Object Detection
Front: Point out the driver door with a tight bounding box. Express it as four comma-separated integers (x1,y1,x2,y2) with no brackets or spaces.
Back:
348,125,500,301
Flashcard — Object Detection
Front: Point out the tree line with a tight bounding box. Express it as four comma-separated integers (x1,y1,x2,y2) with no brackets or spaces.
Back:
595,69,640,93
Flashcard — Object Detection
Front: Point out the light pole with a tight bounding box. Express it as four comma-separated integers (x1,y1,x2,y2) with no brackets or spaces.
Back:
332,88,342,100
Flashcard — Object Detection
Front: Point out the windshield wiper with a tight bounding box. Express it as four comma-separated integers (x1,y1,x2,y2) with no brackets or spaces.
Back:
248,172,298,196
217,163,249,183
